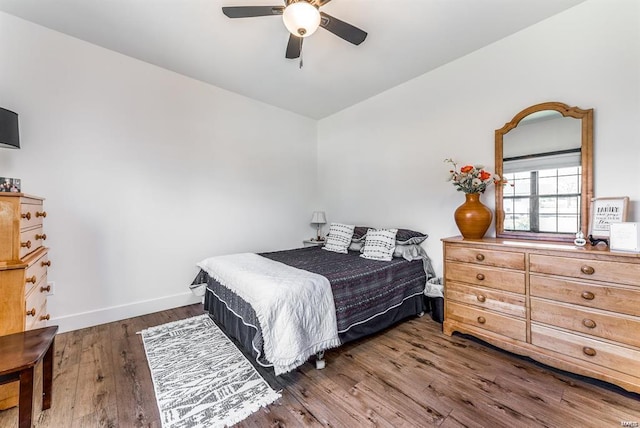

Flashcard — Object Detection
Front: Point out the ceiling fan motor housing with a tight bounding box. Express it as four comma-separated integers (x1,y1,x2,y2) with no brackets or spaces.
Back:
282,1,320,37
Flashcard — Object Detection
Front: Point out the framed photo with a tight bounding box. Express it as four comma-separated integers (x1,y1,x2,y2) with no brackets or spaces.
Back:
0,177,21,193
588,197,629,238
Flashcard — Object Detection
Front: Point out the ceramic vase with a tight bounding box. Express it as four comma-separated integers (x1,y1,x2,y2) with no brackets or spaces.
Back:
454,193,492,239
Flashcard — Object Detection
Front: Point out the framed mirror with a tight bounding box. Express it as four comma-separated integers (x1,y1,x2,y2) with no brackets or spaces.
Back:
495,102,593,241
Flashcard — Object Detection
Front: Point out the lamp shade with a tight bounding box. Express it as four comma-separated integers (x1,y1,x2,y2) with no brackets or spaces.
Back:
282,1,321,37
310,211,326,224
0,108,20,149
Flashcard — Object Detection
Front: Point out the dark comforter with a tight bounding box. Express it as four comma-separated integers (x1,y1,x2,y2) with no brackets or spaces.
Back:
260,246,433,333
192,246,435,367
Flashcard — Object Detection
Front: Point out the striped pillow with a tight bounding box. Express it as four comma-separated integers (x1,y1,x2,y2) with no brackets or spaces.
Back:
360,228,398,261
322,223,355,254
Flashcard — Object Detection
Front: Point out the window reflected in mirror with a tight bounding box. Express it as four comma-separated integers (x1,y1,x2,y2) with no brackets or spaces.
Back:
502,166,581,233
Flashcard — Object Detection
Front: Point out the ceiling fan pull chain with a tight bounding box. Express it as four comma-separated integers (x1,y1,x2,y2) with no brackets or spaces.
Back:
299,37,304,68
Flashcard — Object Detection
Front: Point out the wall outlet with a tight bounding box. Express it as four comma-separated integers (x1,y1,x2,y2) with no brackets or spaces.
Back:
46,281,55,296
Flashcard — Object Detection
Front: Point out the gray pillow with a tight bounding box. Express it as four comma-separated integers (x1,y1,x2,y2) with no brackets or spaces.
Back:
393,244,428,261
395,228,428,245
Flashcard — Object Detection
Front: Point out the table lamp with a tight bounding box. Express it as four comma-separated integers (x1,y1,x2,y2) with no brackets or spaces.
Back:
310,211,326,241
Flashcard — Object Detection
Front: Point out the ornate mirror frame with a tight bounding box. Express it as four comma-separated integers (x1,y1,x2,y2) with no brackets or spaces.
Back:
495,102,594,242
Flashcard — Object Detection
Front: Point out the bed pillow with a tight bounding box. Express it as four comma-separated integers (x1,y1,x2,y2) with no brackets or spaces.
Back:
322,223,355,254
348,241,365,252
352,226,372,241
395,228,429,245
348,226,371,251
360,228,398,261
393,243,427,261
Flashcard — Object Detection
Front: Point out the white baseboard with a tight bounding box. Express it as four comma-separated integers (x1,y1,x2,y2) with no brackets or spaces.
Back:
52,292,203,333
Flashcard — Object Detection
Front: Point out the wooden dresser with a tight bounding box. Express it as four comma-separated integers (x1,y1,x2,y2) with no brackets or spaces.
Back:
0,193,51,409
442,236,640,394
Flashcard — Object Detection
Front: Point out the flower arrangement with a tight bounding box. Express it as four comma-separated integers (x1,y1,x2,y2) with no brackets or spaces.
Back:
445,158,499,194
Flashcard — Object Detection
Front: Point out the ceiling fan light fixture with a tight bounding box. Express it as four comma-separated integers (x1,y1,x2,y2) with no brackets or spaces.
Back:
282,1,320,38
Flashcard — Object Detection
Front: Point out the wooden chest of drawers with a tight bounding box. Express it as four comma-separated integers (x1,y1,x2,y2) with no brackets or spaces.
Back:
443,236,640,394
0,193,50,409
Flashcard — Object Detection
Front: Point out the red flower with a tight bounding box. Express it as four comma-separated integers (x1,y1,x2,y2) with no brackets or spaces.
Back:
479,170,491,181
460,165,474,173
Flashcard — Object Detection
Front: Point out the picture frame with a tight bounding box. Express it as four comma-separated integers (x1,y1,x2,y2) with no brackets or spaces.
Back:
588,196,630,239
0,177,21,193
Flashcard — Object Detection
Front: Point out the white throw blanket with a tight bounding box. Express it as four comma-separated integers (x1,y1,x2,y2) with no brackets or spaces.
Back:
197,253,341,375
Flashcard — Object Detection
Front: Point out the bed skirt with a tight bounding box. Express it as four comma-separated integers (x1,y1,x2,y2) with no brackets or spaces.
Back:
203,284,442,368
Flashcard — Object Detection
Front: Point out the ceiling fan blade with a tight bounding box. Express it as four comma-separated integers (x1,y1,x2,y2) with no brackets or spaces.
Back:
319,12,367,45
285,34,302,59
222,6,284,18
314,0,332,6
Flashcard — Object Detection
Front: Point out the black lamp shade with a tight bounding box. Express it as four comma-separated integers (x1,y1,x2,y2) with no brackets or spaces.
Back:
0,107,20,149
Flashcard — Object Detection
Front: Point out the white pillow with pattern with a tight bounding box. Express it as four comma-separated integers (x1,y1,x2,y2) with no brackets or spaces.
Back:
360,228,398,261
322,223,355,254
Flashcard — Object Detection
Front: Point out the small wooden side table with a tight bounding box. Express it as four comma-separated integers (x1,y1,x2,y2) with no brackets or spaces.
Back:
0,326,58,428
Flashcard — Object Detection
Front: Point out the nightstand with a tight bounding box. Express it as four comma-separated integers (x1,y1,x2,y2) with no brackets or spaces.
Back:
303,239,324,247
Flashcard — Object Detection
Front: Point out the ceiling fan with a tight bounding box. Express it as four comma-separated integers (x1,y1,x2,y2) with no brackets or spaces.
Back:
222,0,367,60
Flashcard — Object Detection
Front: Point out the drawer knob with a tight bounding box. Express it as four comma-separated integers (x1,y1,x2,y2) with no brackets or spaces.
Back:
21,240,32,249
582,319,597,329
40,285,51,293
26,308,36,317
477,294,486,303
35,233,47,241
41,260,51,267
36,211,47,218
476,273,485,281
477,316,486,324
581,291,595,300
582,347,597,357
21,212,31,220
475,254,485,261
580,265,595,275
26,275,37,284
40,314,50,321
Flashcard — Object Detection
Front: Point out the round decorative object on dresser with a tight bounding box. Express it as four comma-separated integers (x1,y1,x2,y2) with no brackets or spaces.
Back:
454,193,493,239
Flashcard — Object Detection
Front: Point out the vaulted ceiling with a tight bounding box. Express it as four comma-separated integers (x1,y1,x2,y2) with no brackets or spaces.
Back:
0,0,586,119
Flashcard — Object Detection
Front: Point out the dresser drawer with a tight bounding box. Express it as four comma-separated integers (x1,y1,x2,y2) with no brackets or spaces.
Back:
25,302,48,331
28,272,49,309
446,301,526,341
531,298,640,348
445,246,525,270
24,250,49,296
531,323,640,375
530,254,640,286
19,226,46,259
446,281,525,318
25,286,48,330
20,199,45,230
530,275,640,317
445,261,525,294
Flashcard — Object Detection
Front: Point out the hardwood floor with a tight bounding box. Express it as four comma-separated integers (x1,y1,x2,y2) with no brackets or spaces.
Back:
1,304,639,427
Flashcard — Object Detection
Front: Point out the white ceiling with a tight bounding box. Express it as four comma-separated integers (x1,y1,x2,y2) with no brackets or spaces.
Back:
0,0,585,119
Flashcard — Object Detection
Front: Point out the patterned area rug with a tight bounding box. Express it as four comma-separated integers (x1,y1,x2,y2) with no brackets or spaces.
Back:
140,314,281,428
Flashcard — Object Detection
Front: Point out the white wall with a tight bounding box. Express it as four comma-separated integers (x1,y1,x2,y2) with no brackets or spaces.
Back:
317,0,640,276
0,12,319,332
1,0,638,332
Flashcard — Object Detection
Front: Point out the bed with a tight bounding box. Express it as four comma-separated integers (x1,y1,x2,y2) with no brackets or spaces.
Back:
190,226,438,375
